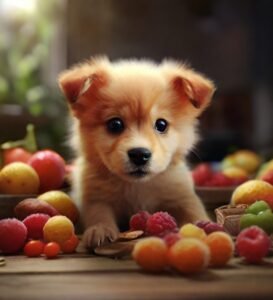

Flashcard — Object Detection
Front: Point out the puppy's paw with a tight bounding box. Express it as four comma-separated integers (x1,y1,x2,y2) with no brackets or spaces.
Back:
83,223,119,249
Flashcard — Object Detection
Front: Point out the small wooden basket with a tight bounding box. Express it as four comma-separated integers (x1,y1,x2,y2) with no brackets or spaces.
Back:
215,204,248,236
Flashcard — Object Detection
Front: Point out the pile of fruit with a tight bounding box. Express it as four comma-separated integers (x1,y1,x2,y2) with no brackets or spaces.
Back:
131,211,272,274
0,124,73,194
192,149,273,187
0,190,79,258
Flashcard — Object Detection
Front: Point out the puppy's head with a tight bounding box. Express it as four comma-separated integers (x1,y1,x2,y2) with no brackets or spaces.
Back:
59,57,215,182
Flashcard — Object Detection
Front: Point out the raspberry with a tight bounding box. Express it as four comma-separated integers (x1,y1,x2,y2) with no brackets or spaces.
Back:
146,212,178,237
23,213,50,240
163,232,181,247
129,211,151,231
191,163,213,186
0,218,27,254
236,226,271,264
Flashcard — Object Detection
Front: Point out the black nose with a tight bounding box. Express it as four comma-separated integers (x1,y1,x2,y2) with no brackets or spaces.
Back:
128,148,152,166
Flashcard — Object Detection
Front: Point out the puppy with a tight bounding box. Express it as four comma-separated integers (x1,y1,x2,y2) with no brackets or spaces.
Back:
58,56,215,248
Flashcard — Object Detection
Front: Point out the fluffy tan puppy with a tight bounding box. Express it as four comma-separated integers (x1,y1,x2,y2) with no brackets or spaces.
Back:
59,56,215,248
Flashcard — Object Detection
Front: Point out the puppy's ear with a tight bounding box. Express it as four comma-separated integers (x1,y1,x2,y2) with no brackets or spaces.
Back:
162,61,216,113
172,73,215,112
58,69,106,105
58,57,109,114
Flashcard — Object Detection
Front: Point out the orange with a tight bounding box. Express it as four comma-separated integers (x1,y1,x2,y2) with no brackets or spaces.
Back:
205,232,234,267
168,238,210,274
0,162,39,194
132,237,168,272
43,216,74,244
231,180,273,206
38,190,79,223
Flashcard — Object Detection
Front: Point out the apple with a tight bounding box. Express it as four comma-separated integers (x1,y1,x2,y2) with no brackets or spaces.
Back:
236,226,271,263
28,150,66,192
3,147,32,165
261,170,273,185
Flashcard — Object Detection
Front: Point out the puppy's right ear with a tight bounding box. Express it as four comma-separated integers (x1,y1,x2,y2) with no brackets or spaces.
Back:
59,68,107,105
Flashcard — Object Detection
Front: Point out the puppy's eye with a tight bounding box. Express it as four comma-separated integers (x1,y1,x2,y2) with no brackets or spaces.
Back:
106,117,125,134
155,118,168,133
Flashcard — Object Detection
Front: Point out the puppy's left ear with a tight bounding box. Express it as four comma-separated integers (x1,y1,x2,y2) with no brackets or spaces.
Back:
162,62,216,114
172,72,215,113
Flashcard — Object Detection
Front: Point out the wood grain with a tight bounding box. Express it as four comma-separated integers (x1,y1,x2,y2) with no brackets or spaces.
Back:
1,254,273,299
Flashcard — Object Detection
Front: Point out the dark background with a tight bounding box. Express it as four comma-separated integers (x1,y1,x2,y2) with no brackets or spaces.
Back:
64,0,273,161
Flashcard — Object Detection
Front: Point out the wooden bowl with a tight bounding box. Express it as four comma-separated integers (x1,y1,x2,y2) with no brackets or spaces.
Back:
0,194,36,219
195,186,235,219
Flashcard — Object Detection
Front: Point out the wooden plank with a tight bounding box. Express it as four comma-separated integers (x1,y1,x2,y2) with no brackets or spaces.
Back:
1,270,273,300
0,255,138,274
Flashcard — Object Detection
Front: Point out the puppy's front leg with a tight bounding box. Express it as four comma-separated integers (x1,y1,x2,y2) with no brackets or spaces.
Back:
82,202,119,249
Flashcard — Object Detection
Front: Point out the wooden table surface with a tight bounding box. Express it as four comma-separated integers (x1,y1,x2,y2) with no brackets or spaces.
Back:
1,248,273,300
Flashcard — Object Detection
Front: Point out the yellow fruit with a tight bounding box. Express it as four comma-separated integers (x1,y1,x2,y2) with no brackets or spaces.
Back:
231,180,273,206
38,190,79,223
0,162,39,194
43,215,74,244
179,223,206,240
222,167,248,179
233,150,261,173
222,150,261,174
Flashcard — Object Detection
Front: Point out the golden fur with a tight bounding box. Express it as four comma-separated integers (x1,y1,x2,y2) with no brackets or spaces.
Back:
59,56,216,248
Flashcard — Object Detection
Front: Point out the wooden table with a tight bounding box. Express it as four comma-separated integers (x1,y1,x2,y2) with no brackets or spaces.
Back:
1,250,273,300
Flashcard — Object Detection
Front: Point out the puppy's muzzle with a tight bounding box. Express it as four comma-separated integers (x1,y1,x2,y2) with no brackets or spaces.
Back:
127,147,152,166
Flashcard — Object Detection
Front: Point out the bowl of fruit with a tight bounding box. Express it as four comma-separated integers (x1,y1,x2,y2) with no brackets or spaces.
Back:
192,150,264,215
0,124,75,220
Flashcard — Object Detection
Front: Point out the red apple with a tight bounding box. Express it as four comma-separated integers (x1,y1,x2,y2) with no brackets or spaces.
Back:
261,170,273,185
28,150,66,192
3,147,33,165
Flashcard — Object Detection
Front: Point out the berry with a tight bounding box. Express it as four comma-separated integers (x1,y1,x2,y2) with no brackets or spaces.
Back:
203,222,225,234
163,232,181,247
236,226,271,264
205,232,234,267
192,163,213,186
44,242,60,258
132,237,168,271
61,234,79,253
195,220,210,229
146,212,178,237
24,240,45,257
0,218,27,254
179,223,206,240
129,211,151,231
168,238,210,274
23,213,50,240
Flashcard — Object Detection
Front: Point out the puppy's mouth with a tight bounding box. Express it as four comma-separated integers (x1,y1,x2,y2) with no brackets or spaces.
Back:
128,169,149,178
